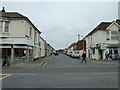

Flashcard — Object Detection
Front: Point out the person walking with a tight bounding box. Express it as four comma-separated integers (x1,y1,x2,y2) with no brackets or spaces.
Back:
104,51,109,61
81,52,87,63
2,55,10,66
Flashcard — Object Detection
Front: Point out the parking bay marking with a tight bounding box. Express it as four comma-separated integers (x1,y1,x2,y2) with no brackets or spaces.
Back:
0,74,13,80
39,59,50,66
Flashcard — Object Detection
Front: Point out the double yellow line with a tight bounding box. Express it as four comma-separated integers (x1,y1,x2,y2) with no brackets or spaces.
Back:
0,74,13,80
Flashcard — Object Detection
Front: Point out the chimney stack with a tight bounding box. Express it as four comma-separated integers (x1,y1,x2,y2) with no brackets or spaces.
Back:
1,7,5,12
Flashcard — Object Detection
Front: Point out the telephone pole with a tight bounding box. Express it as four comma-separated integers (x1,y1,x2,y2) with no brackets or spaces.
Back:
78,34,80,41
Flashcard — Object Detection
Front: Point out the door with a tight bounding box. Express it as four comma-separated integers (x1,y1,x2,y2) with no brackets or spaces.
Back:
99,49,103,59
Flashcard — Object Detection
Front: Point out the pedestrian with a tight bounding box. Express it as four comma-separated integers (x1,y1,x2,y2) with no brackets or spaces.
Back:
112,53,116,60
81,52,87,63
2,55,10,66
104,51,109,61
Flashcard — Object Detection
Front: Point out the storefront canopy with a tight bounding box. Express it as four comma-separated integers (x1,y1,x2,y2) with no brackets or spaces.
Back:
107,45,120,48
0,46,11,48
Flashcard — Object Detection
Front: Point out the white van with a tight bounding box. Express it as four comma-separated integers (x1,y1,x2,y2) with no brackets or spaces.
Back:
67,51,72,56
71,50,80,58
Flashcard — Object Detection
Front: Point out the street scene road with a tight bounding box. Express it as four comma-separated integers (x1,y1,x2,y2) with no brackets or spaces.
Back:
2,54,118,88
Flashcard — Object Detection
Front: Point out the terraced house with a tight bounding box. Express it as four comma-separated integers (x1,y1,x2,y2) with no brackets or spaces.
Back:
39,36,46,58
0,7,41,65
85,19,120,60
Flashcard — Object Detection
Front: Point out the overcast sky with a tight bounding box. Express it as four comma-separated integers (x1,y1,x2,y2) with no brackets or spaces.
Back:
1,2,118,49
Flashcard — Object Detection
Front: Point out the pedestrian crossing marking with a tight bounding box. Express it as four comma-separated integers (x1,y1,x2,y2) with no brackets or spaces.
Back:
0,74,13,80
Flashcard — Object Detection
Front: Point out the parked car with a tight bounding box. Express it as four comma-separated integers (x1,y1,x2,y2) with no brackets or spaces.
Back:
67,52,72,56
53,51,59,55
71,50,80,58
54,52,59,55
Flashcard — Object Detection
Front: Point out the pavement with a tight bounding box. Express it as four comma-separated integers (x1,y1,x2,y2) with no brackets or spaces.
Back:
88,59,118,65
1,55,118,69
1,55,52,69
2,54,118,88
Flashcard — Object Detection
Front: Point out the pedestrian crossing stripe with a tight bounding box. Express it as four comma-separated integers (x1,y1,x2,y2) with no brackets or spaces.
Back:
0,74,13,80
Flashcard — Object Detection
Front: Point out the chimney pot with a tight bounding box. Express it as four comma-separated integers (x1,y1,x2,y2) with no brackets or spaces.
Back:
2,7,5,12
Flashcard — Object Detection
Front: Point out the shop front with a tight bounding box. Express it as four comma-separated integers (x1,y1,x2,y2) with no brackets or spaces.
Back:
97,43,107,60
90,43,107,60
0,45,11,65
107,45,119,60
0,38,34,65
13,45,33,64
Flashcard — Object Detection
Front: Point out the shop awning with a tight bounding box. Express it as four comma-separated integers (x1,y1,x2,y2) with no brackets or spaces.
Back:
14,46,33,49
0,46,11,48
0,45,33,49
107,45,120,48
90,45,97,49
14,46,28,49
0,38,34,46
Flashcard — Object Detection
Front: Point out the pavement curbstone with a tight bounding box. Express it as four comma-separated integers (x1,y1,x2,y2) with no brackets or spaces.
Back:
2,55,53,68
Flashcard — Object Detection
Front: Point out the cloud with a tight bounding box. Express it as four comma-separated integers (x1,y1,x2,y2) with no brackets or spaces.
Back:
3,2,118,49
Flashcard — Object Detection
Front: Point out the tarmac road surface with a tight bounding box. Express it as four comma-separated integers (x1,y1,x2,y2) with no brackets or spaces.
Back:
2,53,118,89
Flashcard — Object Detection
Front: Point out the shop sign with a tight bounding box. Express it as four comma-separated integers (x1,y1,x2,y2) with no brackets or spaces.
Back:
14,46,28,49
100,43,107,50
0,38,34,46
0,46,11,48
0,39,13,44
90,44,96,49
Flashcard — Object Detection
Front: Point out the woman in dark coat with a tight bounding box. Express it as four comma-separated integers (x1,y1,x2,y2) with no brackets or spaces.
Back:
81,52,87,63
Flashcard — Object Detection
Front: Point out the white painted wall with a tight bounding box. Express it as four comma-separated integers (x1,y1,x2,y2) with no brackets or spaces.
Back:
0,18,42,60
40,37,45,57
85,22,119,60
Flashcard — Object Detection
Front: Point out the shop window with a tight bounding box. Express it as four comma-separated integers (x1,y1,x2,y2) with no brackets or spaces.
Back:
109,48,118,54
114,49,118,54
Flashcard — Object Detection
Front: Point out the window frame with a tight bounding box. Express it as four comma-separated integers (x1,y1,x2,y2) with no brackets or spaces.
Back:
0,21,9,33
0,21,3,32
35,31,37,42
4,21,9,32
106,30,118,40
29,27,32,37
92,48,95,54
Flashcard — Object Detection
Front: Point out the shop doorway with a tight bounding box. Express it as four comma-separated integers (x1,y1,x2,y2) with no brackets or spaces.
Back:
2,48,11,57
88,49,91,58
99,49,103,59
